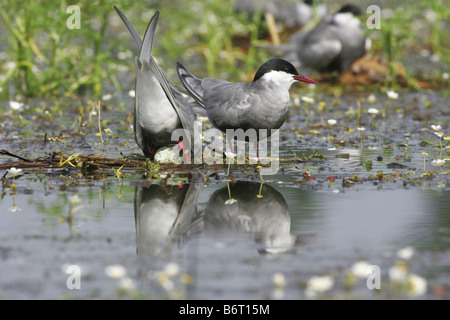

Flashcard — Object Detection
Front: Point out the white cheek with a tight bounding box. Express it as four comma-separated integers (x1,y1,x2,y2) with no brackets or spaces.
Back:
263,70,296,88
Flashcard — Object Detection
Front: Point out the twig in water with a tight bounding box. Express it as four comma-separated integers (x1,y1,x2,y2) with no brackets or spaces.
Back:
0,149,33,162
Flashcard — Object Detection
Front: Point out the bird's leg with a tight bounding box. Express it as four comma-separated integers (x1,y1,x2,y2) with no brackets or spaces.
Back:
178,139,191,162
226,136,235,156
246,141,260,164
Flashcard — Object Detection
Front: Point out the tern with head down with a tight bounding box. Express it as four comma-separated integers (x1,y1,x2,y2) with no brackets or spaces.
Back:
114,6,197,161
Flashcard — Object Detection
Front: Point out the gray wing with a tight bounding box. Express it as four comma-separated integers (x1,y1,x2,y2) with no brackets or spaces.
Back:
176,62,207,107
113,6,142,47
114,6,191,96
116,7,197,156
202,81,262,130
134,10,179,150
294,19,342,71
148,58,195,154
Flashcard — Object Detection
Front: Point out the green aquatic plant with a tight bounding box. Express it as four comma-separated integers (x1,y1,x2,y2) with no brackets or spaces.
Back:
434,132,444,149
371,5,423,90
58,152,83,167
363,160,373,172
422,152,428,172
225,181,237,205
358,127,366,153
143,158,160,179
7,167,22,192
154,0,269,80
113,164,124,181
420,0,450,70
0,0,133,98
300,150,326,162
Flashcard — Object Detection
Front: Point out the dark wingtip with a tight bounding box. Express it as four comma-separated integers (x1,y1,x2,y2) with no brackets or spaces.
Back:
176,62,187,73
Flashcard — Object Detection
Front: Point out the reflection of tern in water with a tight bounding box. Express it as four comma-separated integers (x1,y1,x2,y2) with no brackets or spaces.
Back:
204,181,297,254
134,176,204,256
134,178,307,256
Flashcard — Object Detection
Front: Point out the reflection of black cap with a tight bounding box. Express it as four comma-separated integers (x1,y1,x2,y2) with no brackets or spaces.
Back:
337,4,363,16
304,0,314,6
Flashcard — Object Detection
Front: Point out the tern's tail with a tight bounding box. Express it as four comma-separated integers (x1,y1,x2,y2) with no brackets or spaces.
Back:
139,10,159,62
176,62,205,108
113,5,143,48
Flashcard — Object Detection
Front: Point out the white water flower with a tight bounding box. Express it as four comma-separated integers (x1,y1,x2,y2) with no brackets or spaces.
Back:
224,152,236,160
397,246,415,260
386,90,399,99
434,132,444,138
306,275,334,292
305,275,334,299
272,273,287,288
431,159,446,167
9,101,24,111
430,125,442,131
327,119,337,126
105,264,127,279
407,274,427,297
102,94,112,101
357,127,366,132
118,277,136,291
367,94,377,103
164,263,180,278
351,261,373,278
368,107,379,115
8,167,23,176
388,262,408,283
301,96,315,104
8,205,22,212
69,195,81,205
225,198,237,205
128,90,136,98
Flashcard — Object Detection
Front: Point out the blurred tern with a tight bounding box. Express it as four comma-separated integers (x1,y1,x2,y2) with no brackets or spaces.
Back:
176,58,317,143
258,4,370,73
114,6,197,161
235,0,328,30
291,4,370,73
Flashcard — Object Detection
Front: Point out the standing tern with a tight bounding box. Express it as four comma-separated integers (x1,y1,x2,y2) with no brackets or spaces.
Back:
113,6,197,161
288,4,370,73
176,58,318,146
235,0,328,30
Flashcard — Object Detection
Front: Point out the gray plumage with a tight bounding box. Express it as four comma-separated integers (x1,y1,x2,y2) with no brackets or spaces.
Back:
294,11,368,72
114,6,197,160
176,58,317,136
235,0,328,29
259,4,370,73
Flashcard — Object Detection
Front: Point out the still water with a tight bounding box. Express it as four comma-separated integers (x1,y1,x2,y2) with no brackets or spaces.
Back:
0,160,448,299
